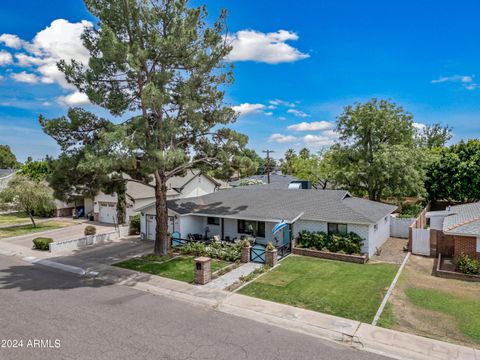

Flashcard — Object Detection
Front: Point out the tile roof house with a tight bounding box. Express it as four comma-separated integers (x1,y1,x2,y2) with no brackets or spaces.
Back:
427,202,480,260
136,187,397,257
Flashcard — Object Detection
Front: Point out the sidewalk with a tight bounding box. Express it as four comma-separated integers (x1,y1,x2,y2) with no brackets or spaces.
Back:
203,262,262,290
2,244,478,360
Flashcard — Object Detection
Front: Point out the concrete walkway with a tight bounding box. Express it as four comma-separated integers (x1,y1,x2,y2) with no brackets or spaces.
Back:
203,262,263,290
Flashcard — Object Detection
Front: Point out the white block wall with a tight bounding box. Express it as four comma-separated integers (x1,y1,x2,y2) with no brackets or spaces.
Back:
367,216,391,256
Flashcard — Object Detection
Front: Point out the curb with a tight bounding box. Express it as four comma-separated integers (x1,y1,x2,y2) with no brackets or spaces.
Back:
22,256,86,276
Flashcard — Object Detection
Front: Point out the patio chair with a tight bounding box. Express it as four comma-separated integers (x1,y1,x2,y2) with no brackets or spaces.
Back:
212,235,221,243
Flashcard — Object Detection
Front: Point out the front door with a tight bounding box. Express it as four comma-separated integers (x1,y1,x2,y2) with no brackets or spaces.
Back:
282,225,290,246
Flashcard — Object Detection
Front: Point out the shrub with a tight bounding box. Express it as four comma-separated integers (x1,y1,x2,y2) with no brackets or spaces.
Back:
129,213,140,235
294,230,363,254
398,202,424,218
178,242,241,262
32,237,53,251
241,239,251,248
84,225,97,236
455,253,480,275
266,241,275,251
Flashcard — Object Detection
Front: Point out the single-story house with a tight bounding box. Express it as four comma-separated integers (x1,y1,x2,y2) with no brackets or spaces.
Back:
92,170,222,224
136,187,397,257
427,202,480,260
0,169,16,191
229,173,300,188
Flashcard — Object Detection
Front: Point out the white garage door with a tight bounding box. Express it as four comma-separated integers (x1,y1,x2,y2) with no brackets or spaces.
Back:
99,203,116,224
146,215,175,241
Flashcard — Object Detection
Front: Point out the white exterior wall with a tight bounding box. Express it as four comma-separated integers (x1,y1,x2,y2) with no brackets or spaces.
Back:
292,219,371,255
93,192,117,213
367,216,391,257
179,215,206,239
429,215,445,231
84,198,94,215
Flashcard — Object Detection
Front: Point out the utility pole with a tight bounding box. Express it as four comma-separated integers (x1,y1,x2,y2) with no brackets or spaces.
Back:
262,149,275,184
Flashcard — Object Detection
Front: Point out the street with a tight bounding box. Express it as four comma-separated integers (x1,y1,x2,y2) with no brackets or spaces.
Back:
0,255,391,360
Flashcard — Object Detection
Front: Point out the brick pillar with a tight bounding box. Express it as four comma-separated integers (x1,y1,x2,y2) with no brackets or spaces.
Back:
241,246,251,263
194,257,212,285
265,248,278,267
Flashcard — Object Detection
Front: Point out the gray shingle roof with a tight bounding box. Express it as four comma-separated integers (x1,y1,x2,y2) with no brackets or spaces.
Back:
166,188,397,224
443,202,480,236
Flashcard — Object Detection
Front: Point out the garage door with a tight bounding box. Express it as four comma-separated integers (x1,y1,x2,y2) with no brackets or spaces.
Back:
146,215,175,241
99,203,116,224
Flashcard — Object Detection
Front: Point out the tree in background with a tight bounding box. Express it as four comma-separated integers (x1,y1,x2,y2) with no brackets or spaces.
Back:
46,0,247,255
299,148,310,160
0,145,20,169
19,159,52,181
425,140,480,203
279,148,297,175
329,98,425,201
290,150,333,189
0,175,55,226
418,122,453,149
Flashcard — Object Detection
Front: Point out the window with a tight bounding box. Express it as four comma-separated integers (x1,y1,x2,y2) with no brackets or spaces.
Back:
373,224,378,231
328,223,348,235
477,238,480,253
237,220,266,238
207,217,220,226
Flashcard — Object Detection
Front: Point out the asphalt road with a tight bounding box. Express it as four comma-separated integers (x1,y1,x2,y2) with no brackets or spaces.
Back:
0,255,391,360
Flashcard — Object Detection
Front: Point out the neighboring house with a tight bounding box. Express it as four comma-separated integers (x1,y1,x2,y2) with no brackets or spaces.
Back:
93,170,221,224
427,202,480,260
0,169,16,191
136,187,396,257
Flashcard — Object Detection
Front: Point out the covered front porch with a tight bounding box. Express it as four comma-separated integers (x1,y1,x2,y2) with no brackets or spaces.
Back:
175,213,294,248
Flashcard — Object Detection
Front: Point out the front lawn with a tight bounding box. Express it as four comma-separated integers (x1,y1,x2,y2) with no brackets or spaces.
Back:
114,255,231,283
239,255,398,323
0,220,74,238
0,212,38,227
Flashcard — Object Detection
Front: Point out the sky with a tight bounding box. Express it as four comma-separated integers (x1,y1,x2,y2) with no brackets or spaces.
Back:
0,0,479,162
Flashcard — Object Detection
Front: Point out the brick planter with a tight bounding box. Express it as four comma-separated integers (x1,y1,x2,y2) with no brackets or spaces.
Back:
292,247,368,264
435,253,480,282
265,248,278,267
241,246,251,263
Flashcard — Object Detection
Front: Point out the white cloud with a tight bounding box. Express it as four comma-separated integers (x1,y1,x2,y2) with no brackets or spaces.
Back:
57,91,89,106
269,99,296,108
268,133,298,143
227,30,309,64
287,109,310,118
0,34,24,49
232,103,266,116
432,74,479,90
11,71,40,83
303,134,336,148
0,50,13,65
413,122,426,131
322,129,339,138
288,121,334,132
0,19,92,101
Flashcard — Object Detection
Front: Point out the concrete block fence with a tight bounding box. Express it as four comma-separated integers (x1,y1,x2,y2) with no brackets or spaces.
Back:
49,230,121,253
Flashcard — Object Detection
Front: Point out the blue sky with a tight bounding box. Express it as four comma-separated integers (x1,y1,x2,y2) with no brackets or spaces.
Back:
1,0,479,162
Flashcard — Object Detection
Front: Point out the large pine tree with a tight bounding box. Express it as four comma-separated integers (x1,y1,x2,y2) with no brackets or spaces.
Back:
43,0,247,255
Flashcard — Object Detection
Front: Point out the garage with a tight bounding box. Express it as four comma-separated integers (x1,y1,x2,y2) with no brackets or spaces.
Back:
98,202,116,224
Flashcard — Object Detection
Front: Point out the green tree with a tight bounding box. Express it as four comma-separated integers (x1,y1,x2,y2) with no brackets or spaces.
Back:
329,98,423,201
299,148,310,160
41,108,129,224
291,151,333,189
418,122,453,149
280,148,297,175
0,145,19,169
45,0,247,255
19,160,52,181
0,175,55,226
425,140,480,202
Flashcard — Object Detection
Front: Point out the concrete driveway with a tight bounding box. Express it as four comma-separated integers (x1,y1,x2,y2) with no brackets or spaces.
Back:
0,221,116,249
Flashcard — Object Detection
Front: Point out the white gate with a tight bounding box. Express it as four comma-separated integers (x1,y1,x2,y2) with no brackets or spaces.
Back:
412,228,430,256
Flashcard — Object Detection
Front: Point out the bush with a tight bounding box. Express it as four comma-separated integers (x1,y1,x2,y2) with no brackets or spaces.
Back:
178,242,241,262
32,237,53,251
295,230,363,254
84,225,97,236
241,239,251,248
129,213,140,235
266,241,275,251
455,253,480,275
398,202,424,218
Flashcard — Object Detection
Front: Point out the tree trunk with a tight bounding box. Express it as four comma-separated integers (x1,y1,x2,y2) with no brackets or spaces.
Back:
116,186,126,225
154,171,170,256
28,212,36,228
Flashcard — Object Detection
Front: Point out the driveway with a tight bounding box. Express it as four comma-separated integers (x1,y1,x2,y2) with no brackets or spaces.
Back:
0,221,116,249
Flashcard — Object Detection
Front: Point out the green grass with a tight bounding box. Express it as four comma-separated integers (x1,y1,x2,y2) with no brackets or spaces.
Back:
114,255,230,283
239,256,398,323
377,302,399,328
0,212,36,227
0,221,72,238
405,287,480,344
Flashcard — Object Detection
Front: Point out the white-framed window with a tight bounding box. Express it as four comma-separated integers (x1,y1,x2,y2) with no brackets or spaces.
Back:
477,237,480,253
